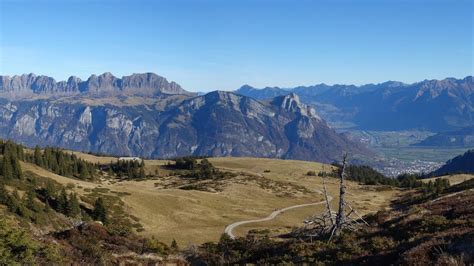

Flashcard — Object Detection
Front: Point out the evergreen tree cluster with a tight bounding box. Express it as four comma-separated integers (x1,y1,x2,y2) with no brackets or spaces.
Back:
396,173,424,188
191,158,217,179
0,140,24,180
421,178,450,195
0,217,39,264
109,159,146,179
0,177,82,224
0,139,98,181
32,146,97,180
330,164,451,195
171,157,222,180
91,197,108,223
171,156,198,170
346,165,399,186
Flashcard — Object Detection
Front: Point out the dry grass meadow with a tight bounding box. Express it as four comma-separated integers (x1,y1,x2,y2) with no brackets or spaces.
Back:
422,173,474,185
22,154,401,245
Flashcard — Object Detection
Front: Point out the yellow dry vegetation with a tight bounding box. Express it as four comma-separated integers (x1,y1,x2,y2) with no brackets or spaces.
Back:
422,174,474,185
21,154,400,245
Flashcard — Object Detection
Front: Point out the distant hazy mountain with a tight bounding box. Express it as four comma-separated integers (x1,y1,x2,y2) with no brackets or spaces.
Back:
0,74,369,162
236,77,474,131
431,150,474,176
236,85,289,99
414,126,474,147
0,72,195,97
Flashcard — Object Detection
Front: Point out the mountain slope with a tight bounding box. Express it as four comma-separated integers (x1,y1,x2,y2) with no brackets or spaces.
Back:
414,126,474,147
0,90,368,163
431,149,474,176
236,76,474,131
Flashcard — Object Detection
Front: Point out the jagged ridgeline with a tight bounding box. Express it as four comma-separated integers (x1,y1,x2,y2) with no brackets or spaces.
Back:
0,72,195,97
0,73,371,163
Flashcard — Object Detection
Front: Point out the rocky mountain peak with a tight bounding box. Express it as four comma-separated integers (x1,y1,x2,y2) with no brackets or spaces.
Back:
67,76,82,84
239,84,254,90
273,92,300,110
121,72,187,95
0,72,195,98
271,93,319,119
201,90,243,106
414,76,474,101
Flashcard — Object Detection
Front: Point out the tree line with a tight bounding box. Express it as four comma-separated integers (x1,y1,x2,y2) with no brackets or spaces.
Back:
168,157,222,179
107,159,146,179
33,146,97,180
0,175,107,225
0,139,24,180
321,163,450,195
0,139,98,181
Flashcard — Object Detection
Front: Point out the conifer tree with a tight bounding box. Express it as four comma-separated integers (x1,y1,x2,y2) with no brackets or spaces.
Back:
79,161,89,180
44,180,57,199
13,156,22,179
6,189,21,214
108,165,114,177
0,181,8,204
67,193,81,218
57,188,68,214
25,187,40,212
1,156,13,180
171,239,178,251
34,145,43,167
92,197,107,223
139,166,146,179
18,194,31,218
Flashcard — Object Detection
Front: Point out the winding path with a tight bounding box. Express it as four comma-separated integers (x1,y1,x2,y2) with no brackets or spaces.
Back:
224,190,332,239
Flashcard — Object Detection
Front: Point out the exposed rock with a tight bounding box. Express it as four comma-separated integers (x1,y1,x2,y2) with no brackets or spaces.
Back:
0,92,369,163
0,72,194,98
236,76,474,131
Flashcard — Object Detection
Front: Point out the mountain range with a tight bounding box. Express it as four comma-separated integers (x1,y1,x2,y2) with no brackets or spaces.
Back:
0,73,368,163
0,72,194,97
413,126,474,147
236,76,474,131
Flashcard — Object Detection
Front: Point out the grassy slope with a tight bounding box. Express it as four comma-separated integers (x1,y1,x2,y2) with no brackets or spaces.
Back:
23,153,400,245
422,174,474,185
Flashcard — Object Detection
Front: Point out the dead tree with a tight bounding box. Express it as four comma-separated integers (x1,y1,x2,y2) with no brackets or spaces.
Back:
292,153,368,242
322,173,334,226
334,153,348,236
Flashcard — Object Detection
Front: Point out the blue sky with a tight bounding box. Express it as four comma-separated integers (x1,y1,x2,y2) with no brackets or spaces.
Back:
0,0,472,92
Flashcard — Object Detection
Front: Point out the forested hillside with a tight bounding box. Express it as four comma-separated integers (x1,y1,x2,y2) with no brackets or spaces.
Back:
0,139,181,264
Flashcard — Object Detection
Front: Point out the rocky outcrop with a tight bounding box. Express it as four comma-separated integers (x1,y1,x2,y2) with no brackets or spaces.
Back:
0,92,369,163
0,72,194,97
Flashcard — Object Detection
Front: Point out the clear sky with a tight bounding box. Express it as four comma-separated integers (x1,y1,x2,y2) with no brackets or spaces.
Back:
0,0,472,92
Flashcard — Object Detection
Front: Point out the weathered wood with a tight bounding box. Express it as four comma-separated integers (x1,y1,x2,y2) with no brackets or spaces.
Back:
335,153,348,233
294,153,370,242
322,175,334,226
